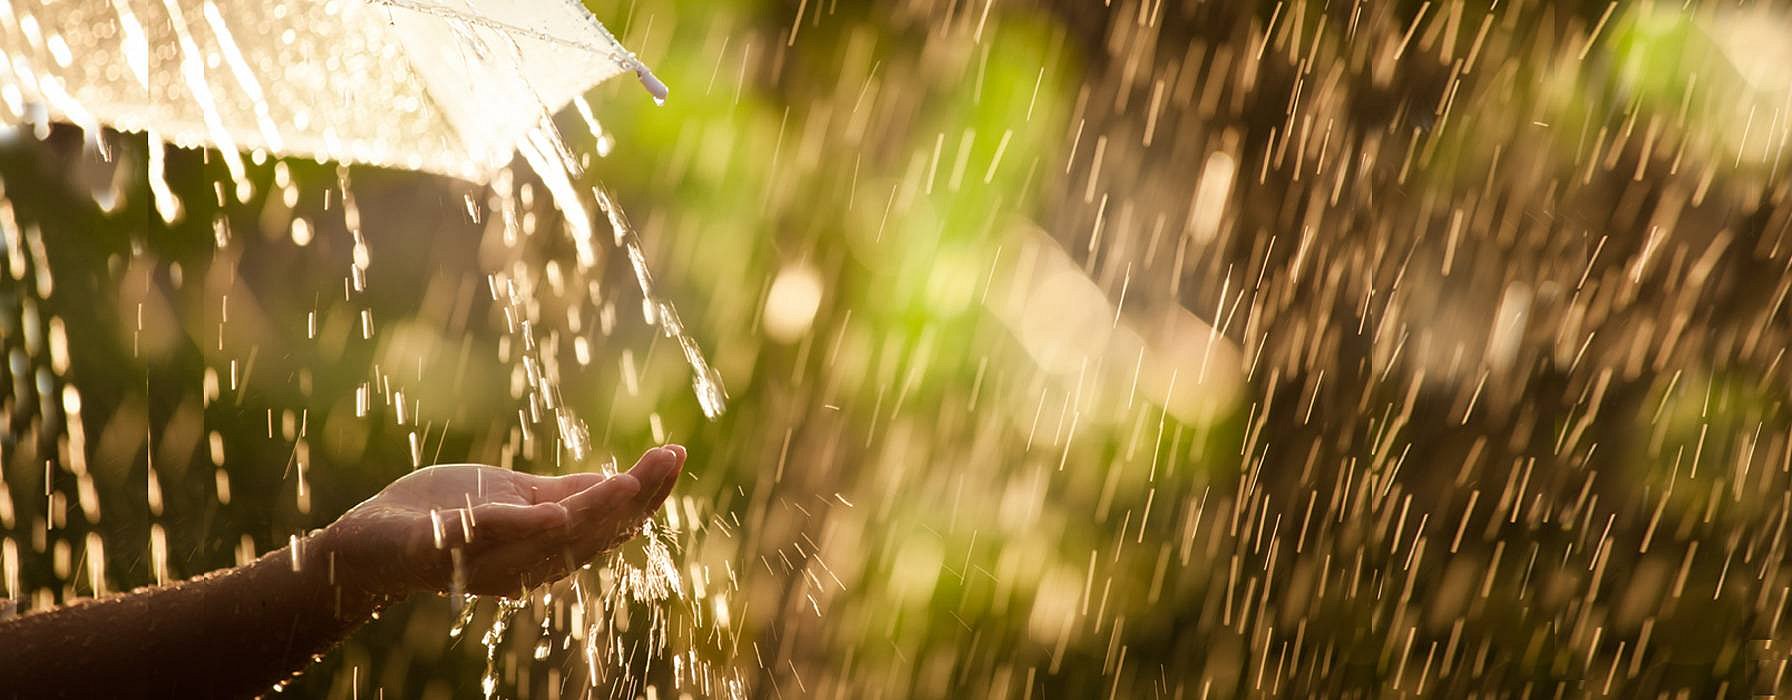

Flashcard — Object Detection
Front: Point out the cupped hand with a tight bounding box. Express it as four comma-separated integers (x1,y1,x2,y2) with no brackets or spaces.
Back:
314,445,685,598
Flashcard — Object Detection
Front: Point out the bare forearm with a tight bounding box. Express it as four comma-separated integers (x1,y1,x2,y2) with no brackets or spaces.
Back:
0,449,685,698
0,531,388,699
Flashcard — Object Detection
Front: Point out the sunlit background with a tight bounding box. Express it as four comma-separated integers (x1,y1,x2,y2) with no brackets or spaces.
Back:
6,0,1792,696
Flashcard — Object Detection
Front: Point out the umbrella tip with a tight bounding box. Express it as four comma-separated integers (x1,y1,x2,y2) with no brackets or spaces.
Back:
634,64,669,106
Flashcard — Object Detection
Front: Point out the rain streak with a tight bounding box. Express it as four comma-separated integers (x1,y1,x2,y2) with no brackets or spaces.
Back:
2,0,1792,697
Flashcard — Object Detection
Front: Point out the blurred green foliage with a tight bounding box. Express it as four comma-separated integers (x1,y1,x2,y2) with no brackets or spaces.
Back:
6,0,1792,697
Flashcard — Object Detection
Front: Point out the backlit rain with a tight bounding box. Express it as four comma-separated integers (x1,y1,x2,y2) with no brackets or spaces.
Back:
3,0,1792,697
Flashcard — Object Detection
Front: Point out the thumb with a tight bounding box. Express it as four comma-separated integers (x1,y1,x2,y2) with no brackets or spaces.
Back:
556,446,685,560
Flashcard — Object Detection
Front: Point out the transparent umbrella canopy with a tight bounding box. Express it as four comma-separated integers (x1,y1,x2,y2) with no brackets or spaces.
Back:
0,0,663,184
0,0,729,423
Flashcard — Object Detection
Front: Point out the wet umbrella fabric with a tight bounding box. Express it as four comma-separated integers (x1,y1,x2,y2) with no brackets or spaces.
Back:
0,0,663,183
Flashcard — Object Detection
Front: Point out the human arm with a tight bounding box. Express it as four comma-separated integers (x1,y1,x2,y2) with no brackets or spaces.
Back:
0,445,686,699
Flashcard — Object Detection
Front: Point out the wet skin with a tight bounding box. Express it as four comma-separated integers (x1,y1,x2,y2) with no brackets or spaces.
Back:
0,445,686,699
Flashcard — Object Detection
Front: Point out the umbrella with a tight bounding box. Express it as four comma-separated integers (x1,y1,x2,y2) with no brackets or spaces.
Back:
0,0,664,185
0,0,727,423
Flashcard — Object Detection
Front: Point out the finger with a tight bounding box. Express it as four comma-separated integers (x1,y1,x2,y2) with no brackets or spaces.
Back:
514,471,609,504
432,501,568,551
641,445,686,510
557,447,675,519
627,446,683,511
558,473,641,525
461,540,573,596
557,447,683,562
525,444,680,505
556,450,673,542
474,501,570,541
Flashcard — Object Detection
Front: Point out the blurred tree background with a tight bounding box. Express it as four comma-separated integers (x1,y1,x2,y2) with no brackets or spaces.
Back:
6,0,1792,696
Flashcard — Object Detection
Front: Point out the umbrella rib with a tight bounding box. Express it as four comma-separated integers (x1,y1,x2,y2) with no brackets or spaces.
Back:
359,2,492,179
363,0,635,66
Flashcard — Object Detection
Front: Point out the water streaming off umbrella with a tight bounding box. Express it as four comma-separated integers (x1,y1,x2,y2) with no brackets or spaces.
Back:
8,0,1792,698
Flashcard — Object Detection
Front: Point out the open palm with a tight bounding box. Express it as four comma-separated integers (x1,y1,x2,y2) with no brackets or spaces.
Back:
318,445,685,597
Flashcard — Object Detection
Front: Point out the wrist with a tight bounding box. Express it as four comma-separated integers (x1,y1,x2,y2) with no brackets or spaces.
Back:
300,525,405,616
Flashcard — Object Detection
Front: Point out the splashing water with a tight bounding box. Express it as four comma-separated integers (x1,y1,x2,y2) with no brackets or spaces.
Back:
480,597,530,699
531,607,554,660
0,1,731,697
594,186,727,419
46,0,1792,697
447,594,479,639
511,117,727,457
